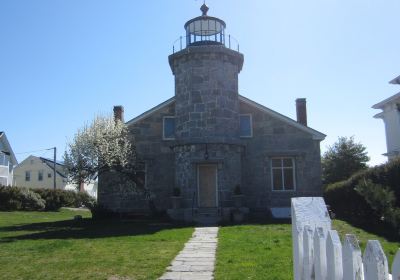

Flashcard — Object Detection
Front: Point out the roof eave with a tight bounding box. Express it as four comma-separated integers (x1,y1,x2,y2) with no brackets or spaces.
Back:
389,75,400,85
125,97,175,126
0,133,18,165
124,95,326,141
238,95,326,141
372,91,400,109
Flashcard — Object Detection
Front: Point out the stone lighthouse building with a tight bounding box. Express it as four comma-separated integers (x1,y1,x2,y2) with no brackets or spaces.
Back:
98,5,326,222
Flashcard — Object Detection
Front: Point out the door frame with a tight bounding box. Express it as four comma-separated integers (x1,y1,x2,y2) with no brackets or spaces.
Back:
197,164,218,207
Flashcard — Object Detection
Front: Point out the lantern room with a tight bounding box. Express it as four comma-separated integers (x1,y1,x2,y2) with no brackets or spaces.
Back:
184,4,226,46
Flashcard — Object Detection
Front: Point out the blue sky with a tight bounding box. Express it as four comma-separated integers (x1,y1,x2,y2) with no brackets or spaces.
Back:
1,0,399,165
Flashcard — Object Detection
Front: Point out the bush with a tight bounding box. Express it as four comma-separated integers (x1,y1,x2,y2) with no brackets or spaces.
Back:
0,186,96,212
0,186,45,211
32,189,96,211
74,191,96,209
32,189,69,211
324,158,400,234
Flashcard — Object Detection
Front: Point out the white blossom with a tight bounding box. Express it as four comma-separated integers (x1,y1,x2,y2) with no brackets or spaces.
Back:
64,115,135,185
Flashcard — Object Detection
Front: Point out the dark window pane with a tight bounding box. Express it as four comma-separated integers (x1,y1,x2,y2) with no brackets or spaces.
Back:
239,115,252,137
283,158,293,167
284,169,294,190
272,169,283,190
25,171,30,181
272,159,281,168
38,171,43,181
164,117,175,139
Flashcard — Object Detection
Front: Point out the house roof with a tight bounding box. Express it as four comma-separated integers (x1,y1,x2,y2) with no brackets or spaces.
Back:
372,91,400,110
126,97,175,126
390,75,400,85
126,95,326,141
238,95,326,140
39,157,67,178
0,132,18,165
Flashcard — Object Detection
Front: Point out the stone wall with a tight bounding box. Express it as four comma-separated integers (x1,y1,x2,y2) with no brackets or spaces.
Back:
169,46,244,143
173,143,242,208
239,100,323,211
98,102,176,213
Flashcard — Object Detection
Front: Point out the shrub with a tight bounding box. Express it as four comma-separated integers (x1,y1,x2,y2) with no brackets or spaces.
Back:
324,159,400,234
355,179,395,219
0,186,45,211
19,188,46,210
74,191,96,209
32,189,68,211
324,181,374,225
32,189,96,211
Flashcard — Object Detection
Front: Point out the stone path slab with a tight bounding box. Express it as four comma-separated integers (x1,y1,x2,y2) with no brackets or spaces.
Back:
159,227,219,280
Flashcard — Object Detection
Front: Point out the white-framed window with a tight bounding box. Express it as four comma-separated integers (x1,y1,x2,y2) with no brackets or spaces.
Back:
271,157,296,191
239,114,253,137
48,173,52,178
163,116,175,140
38,171,43,181
25,171,31,182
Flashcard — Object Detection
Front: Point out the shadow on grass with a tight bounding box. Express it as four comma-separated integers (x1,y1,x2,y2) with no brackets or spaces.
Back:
333,216,400,242
219,217,291,227
0,217,192,242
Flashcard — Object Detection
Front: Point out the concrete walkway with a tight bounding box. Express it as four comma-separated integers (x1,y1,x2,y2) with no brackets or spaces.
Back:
159,227,219,280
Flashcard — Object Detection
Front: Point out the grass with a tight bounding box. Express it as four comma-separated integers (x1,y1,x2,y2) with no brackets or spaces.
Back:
0,209,193,280
215,220,400,280
1,211,398,280
333,219,400,266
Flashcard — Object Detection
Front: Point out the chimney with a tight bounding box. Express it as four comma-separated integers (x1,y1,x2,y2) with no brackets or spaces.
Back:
113,105,124,123
296,98,307,126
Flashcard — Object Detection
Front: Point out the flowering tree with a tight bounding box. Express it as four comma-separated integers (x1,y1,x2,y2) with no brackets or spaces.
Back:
64,115,136,191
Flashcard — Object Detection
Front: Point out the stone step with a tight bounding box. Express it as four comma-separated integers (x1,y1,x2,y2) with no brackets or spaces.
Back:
195,216,219,226
197,207,219,215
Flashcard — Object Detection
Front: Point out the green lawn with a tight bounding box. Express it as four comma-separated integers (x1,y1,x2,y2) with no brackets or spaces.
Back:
0,209,193,280
1,211,399,280
215,220,400,280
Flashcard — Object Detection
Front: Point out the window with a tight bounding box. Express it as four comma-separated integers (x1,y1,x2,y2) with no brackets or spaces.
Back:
271,158,295,191
135,162,146,189
48,173,52,178
38,171,43,181
163,116,175,140
0,153,9,166
25,171,31,182
240,114,252,137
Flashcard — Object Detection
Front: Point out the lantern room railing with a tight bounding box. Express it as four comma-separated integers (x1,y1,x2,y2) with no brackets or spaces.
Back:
172,34,240,54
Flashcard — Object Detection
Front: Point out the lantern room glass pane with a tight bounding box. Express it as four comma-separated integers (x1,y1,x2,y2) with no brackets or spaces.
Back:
187,19,224,36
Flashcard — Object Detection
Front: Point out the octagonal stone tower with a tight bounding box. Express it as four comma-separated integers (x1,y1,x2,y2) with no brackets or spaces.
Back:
168,4,244,216
169,4,244,142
